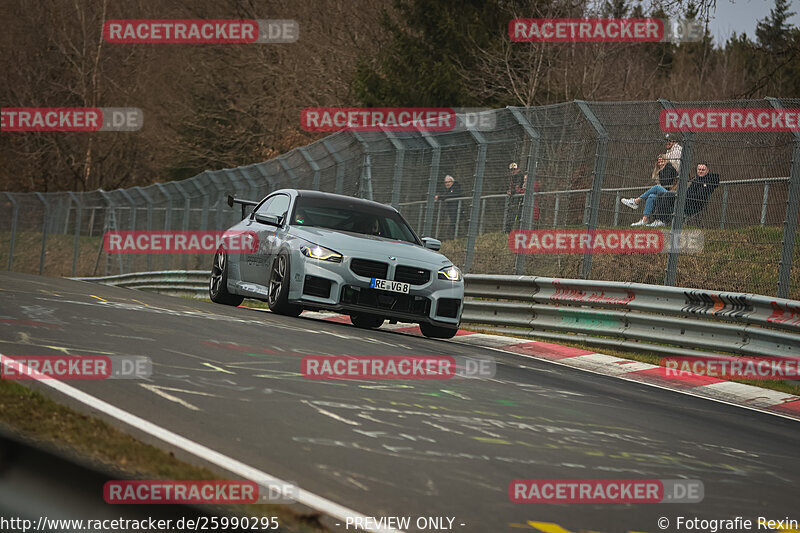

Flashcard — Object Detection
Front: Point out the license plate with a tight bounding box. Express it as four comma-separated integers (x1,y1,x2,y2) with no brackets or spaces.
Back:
370,278,410,294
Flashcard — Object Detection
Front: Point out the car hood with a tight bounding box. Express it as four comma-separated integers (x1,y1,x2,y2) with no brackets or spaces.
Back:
291,226,452,267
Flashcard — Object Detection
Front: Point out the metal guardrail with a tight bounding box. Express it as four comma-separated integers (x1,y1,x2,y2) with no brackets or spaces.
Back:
463,275,800,359
72,271,800,359
72,270,209,299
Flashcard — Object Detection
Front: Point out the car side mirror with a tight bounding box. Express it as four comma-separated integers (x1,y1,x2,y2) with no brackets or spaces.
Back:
421,237,441,250
255,213,282,227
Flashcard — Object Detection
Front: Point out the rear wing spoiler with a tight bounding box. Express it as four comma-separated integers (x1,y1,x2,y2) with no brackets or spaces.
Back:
227,195,258,219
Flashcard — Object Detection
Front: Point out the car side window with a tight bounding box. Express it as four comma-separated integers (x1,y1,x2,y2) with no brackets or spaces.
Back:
254,197,275,216
264,194,290,220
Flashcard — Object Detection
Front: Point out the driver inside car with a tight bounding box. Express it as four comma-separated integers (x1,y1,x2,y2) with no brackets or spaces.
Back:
367,217,381,236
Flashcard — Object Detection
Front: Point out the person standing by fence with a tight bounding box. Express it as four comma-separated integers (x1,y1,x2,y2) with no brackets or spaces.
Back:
505,162,526,232
435,174,463,240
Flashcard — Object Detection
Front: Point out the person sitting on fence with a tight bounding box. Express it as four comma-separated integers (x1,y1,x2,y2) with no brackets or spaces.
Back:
664,134,682,174
649,162,720,226
620,154,678,226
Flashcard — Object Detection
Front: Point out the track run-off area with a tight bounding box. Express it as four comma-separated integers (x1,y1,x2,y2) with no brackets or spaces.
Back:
1,271,799,533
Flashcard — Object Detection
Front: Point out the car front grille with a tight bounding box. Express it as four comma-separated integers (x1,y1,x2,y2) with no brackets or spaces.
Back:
350,258,388,279
394,265,430,285
341,286,430,316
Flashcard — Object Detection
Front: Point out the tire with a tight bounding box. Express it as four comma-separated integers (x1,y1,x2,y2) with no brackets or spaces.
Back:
209,249,244,306
420,322,458,339
350,314,385,329
267,252,303,317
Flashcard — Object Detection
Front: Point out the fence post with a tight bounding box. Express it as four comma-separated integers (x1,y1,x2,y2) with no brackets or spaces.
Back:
553,194,560,227
760,183,770,226
5,193,18,271
767,97,800,298
719,185,729,228
253,164,278,197
206,173,229,230
154,183,174,270
380,128,406,209
67,192,83,276
508,107,541,275
575,100,609,279
659,98,694,287
322,139,345,194
95,190,122,275
233,168,259,202
464,123,488,273
172,182,192,270
119,189,138,274
277,154,298,190
420,131,442,238
133,187,154,271
190,176,210,231
63,196,72,234
298,147,321,191
34,193,49,275
350,131,374,200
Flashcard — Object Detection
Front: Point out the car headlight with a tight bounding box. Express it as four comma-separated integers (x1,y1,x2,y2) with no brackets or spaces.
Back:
301,245,343,263
438,265,462,281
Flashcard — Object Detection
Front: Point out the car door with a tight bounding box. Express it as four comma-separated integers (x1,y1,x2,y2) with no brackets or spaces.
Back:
242,193,291,287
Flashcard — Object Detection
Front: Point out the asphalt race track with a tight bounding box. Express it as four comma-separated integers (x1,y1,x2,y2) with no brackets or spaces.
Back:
1,271,799,533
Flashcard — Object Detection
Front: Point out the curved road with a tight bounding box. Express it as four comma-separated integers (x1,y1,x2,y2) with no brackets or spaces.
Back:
1,272,798,533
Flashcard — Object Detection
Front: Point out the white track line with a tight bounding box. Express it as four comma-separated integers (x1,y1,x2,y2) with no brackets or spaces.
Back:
0,354,403,533
443,337,800,423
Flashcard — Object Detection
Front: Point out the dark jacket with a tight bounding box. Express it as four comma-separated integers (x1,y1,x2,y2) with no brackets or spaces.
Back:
685,172,720,212
508,172,526,194
658,164,678,190
441,181,463,219
652,172,720,223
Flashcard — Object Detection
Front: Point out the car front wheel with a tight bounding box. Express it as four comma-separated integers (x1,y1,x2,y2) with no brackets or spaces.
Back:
420,322,458,339
267,252,303,317
209,249,244,306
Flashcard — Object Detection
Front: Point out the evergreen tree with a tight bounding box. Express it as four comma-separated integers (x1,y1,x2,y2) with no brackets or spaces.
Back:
752,0,800,96
755,0,795,51
352,0,506,107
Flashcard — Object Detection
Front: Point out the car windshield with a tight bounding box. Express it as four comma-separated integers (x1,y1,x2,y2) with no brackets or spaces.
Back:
291,196,420,244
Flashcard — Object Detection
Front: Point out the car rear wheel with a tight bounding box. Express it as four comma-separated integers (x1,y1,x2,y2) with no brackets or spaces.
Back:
350,314,385,329
209,249,244,306
267,252,303,317
420,322,458,339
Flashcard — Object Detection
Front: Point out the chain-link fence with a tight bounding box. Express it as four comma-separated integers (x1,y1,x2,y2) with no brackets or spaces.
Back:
2,99,798,299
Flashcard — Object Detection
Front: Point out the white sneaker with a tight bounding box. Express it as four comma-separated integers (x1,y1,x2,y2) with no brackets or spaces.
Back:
647,220,665,227
621,198,639,210
631,218,646,226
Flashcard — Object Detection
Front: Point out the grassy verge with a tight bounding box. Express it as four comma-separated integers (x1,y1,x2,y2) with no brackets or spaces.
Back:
440,226,800,299
0,379,327,532
0,231,211,278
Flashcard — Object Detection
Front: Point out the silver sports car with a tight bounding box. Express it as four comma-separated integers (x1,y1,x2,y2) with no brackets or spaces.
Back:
209,189,464,338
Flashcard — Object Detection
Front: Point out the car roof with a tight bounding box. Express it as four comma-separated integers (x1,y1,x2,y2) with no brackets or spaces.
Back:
293,189,397,212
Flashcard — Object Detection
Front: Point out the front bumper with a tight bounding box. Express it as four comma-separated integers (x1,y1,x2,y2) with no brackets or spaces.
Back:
287,250,463,326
